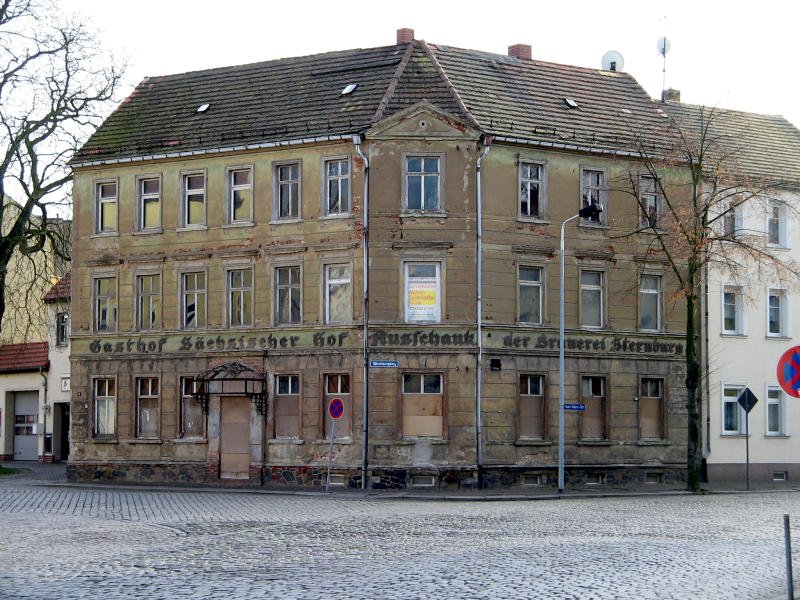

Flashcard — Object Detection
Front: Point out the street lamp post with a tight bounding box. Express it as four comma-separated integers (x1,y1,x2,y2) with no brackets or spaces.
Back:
559,202,603,494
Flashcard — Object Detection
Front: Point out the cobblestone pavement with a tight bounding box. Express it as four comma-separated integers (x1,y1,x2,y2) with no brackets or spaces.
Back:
0,467,798,599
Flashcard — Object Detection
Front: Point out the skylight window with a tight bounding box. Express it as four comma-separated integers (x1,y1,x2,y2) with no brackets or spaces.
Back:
564,98,579,109
196,103,210,113
340,83,357,96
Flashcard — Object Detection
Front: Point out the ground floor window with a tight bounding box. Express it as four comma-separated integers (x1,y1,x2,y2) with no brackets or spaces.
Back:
136,377,159,438
518,374,545,440
93,378,116,437
767,387,786,436
722,384,745,435
402,372,443,437
180,377,206,438
275,374,300,438
639,378,665,440
581,375,606,440
324,373,351,438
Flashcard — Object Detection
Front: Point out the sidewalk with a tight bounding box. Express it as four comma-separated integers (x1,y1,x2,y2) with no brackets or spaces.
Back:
3,460,800,501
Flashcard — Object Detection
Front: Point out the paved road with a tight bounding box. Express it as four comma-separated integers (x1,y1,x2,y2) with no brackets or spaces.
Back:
0,467,798,599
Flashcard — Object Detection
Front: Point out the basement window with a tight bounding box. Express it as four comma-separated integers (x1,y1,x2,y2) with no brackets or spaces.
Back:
585,472,606,485
410,474,436,488
521,473,543,486
773,471,788,482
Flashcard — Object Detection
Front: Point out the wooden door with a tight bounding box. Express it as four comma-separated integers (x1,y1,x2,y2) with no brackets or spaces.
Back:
220,397,250,479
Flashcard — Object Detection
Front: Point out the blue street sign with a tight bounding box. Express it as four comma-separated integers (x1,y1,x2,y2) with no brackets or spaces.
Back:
370,360,399,368
564,403,586,411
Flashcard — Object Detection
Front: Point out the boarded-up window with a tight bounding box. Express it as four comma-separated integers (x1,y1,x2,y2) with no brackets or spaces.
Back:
136,377,159,439
581,376,606,440
402,373,443,437
275,374,300,438
639,378,664,440
324,373,351,438
519,374,545,439
180,377,206,438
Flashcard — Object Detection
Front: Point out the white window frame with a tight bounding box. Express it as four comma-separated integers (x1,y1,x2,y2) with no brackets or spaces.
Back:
722,384,746,435
639,175,662,227
639,273,662,331
181,271,207,329
135,377,160,439
721,196,743,239
579,269,604,328
580,168,606,225
93,377,116,437
136,272,161,331
94,275,117,333
136,175,161,232
324,157,351,216
767,200,787,247
403,261,442,323
518,265,543,324
274,161,301,220
180,377,207,439
227,267,253,327
518,373,545,440
95,179,118,234
402,373,443,394
519,161,546,219
766,386,788,436
767,288,788,337
181,171,207,228
56,311,69,346
227,166,253,225
275,265,302,325
721,285,744,335
324,263,351,324
404,155,442,213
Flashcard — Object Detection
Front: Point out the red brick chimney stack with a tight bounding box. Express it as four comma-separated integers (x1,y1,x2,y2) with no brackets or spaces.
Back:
397,28,415,45
508,44,532,60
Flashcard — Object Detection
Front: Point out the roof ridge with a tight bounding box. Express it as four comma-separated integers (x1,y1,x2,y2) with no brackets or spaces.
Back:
419,40,481,130
372,42,416,124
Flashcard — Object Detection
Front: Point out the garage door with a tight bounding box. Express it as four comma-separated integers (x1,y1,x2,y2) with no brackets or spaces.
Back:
14,391,38,461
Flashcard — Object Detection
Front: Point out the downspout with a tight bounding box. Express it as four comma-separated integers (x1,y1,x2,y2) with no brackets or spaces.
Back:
702,263,711,461
476,137,491,488
40,366,48,461
353,135,370,491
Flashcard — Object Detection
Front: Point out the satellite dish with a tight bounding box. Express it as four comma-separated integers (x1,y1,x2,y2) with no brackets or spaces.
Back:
601,50,625,72
657,37,671,56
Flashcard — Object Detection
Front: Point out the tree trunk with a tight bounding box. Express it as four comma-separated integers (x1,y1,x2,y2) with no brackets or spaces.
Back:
685,290,702,492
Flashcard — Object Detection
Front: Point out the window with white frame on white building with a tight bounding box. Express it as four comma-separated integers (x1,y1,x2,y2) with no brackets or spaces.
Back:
722,285,743,335
767,387,786,436
768,288,787,337
325,158,350,215
325,264,351,324
519,162,545,219
767,200,786,247
721,196,741,239
639,274,662,331
722,384,746,435
56,311,69,346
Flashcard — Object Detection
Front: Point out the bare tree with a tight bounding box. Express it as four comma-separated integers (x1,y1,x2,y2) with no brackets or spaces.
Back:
0,0,121,331
618,104,800,491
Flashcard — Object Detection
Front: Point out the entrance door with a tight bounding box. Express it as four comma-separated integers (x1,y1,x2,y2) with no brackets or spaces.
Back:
13,391,38,461
56,404,70,461
220,397,251,479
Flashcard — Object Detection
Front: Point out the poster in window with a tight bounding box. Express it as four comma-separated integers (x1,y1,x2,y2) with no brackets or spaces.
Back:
407,276,440,322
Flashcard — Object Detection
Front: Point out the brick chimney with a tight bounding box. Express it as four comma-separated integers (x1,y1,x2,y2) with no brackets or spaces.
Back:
397,28,414,45
662,88,681,102
508,44,532,60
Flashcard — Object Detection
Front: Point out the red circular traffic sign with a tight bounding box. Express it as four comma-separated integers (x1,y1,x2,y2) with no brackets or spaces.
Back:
328,397,344,420
777,346,800,398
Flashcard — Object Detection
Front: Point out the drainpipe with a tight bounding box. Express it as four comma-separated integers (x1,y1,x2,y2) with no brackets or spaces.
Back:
476,137,491,488
40,366,48,462
353,135,370,491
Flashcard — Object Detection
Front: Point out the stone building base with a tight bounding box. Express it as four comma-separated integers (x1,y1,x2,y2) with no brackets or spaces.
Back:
707,462,799,484
67,461,687,490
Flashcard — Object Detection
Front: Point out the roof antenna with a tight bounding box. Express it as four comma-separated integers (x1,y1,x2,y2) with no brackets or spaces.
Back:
657,18,671,102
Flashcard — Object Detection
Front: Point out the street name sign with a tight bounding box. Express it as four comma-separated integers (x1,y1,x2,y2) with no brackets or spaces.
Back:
370,360,399,368
564,403,586,411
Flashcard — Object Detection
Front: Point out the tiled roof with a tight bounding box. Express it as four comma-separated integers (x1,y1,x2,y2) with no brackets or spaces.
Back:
73,39,675,165
661,102,800,186
43,271,71,303
0,342,48,373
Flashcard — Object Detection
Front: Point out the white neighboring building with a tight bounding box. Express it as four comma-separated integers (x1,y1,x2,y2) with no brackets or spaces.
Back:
666,101,800,484
43,272,71,462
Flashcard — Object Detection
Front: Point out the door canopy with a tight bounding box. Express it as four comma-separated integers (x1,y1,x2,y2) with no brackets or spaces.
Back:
191,361,268,417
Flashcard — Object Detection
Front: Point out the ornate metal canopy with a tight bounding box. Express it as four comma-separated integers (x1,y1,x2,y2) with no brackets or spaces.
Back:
191,361,268,417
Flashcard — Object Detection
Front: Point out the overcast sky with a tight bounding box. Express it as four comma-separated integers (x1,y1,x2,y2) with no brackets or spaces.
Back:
64,0,799,126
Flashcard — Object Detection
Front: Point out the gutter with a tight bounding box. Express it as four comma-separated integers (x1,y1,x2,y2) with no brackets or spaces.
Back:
353,135,370,491
475,137,491,488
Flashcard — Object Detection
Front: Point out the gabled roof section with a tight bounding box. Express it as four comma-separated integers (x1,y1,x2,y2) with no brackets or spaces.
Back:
661,102,800,186
43,271,71,303
72,45,409,165
429,44,673,154
0,342,48,374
